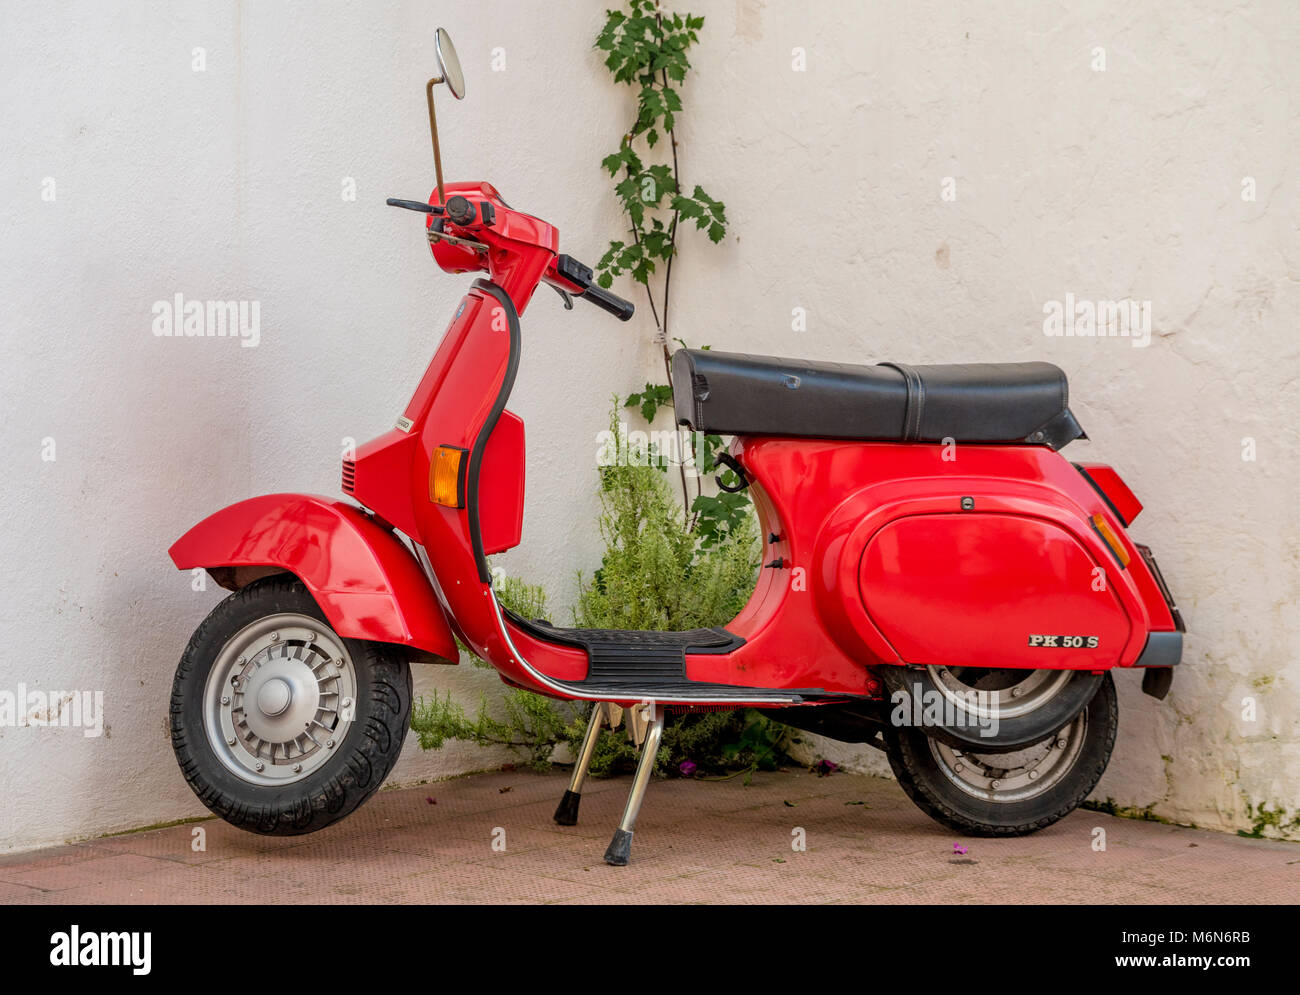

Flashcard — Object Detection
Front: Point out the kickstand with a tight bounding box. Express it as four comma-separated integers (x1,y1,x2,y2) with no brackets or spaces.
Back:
603,703,664,866
554,702,609,826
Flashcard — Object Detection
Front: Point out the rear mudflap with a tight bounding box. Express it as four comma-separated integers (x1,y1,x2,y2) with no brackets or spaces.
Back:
1133,544,1183,699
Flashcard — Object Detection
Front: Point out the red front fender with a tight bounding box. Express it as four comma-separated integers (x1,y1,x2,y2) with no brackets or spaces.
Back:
169,493,458,661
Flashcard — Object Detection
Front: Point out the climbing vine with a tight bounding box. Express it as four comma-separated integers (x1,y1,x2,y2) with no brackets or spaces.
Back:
595,1,742,532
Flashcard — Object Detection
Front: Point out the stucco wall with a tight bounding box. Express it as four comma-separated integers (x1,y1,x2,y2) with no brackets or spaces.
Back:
1,0,1296,852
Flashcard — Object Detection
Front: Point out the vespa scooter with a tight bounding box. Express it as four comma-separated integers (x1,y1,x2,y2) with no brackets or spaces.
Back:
168,28,1184,865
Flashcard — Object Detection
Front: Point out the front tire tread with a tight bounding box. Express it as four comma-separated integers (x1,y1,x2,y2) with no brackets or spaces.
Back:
170,574,412,836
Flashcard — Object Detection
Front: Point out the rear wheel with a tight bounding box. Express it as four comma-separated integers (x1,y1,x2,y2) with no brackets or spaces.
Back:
884,672,1117,836
170,574,412,835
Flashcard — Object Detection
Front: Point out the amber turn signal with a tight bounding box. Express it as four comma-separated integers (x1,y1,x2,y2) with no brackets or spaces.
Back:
1091,513,1131,568
430,445,468,508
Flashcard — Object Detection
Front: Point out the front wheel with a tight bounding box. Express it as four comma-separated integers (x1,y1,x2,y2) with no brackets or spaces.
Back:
170,574,412,835
884,672,1117,836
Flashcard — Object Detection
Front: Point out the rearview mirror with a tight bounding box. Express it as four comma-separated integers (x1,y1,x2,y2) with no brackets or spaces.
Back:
426,28,466,204
435,28,465,100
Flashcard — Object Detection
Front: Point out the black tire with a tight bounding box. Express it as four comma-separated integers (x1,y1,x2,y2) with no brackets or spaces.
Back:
170,574,412,835
884,672,1117,837
877,664,1104,753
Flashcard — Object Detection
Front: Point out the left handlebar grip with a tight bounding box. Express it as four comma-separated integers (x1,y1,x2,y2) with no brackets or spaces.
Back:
386,198,443,214
581,285,635,322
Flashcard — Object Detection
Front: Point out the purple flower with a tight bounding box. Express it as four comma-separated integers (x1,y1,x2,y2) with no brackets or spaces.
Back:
679,761,698,777
953,843,968,855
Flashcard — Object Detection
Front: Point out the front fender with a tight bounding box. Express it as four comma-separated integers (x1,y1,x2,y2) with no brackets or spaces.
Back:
169,493,458,661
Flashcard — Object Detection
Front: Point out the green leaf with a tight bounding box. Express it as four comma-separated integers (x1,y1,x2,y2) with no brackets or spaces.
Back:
670,194,704,220
631,254,655,284
626,383,674,422
614,176,639,204
646,163,676,197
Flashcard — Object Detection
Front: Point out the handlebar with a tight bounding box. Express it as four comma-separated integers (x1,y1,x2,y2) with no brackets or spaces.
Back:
389,195,635,322
552,254,635,322
580,284,635,322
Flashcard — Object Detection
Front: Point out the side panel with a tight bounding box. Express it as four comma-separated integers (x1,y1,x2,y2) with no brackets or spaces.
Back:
859,513,1131,668
169,493,458,661
479,410,525,555
731,437,1167,679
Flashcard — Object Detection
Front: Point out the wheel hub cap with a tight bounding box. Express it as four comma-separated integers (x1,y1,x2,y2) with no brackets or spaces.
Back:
256,677,292,717
237,649,330,747
202,614,357,785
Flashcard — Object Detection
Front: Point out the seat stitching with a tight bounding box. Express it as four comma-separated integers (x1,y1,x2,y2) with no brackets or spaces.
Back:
913,368,925,440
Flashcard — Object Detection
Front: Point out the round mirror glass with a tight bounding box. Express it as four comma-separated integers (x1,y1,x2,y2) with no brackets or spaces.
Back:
435,28,465,100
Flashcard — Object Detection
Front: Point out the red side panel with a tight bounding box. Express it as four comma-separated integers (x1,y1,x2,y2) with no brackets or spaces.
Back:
858,513,1131,669
169,493,458,661
478,410,525,555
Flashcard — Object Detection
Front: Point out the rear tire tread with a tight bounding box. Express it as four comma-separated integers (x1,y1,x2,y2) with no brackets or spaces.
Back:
884,673,1118,837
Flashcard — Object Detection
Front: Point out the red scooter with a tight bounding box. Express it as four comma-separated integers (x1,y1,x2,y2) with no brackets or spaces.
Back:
168,29,1184,865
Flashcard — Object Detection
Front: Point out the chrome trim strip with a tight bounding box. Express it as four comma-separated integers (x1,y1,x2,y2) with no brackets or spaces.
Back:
412,535,802,704
486,590,803,705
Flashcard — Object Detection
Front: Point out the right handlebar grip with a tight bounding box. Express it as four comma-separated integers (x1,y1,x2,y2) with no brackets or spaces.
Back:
581,285,635,322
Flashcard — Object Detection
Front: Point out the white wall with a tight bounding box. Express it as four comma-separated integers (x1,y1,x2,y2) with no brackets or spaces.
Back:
1,0,1296,852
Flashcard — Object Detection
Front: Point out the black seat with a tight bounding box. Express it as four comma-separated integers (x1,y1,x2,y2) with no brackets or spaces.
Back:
671,349,1084,449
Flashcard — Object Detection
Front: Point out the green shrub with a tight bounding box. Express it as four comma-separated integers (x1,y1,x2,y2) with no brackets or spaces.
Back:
576,413,758,632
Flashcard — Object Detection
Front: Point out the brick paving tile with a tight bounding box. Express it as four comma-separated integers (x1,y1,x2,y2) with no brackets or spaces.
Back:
2,769,1295,904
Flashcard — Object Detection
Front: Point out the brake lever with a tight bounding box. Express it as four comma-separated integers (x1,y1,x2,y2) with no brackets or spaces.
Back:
549,283,574,310
386,198,445,215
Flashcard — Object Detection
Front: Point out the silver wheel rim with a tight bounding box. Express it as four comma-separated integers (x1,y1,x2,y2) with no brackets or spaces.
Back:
930,712,1087,803
202,613,357,786
927,666,1073,722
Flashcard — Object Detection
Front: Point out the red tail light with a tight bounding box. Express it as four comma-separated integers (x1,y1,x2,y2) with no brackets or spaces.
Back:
1075,463,1142,526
